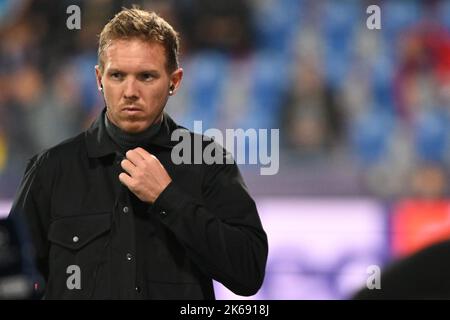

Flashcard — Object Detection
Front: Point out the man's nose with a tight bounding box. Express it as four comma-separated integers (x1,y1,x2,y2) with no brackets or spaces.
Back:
123,79,139,100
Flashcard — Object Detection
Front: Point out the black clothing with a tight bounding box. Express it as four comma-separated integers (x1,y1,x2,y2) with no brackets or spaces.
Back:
353,240,450,299
8,108,268,299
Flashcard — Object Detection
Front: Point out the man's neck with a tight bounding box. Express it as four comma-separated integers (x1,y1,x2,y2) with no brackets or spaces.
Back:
104,113,162,151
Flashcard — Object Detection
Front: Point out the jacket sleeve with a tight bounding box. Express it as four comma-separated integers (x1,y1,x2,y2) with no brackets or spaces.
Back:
7,155,51,281
153,152,268,296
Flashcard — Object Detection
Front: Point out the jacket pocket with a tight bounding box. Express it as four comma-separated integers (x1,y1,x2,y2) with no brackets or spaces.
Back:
45,212,111,299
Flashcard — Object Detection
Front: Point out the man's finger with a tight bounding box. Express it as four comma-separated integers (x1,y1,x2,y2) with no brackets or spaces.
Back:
118,172,133,187
120,159,136,176
134,147,154,162
125,149,145,166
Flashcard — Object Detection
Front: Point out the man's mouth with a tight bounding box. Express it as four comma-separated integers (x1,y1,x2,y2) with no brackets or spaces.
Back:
123,105,142,112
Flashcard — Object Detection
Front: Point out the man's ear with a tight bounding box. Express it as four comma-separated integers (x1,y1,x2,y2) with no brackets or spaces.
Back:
169,68,183,94
95,65,103,91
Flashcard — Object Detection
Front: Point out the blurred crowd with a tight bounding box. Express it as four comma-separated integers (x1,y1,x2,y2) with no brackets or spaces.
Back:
2,0,450,199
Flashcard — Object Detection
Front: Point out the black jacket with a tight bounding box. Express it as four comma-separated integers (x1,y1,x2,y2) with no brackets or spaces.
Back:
8,109,268,299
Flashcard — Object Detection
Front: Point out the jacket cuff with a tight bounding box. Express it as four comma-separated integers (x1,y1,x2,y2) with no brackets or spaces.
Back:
152,181,189,222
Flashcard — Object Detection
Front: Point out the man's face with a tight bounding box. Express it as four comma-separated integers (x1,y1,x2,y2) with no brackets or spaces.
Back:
95,39,182,133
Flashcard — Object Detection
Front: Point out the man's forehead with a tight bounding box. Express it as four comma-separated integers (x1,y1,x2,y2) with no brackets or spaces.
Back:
103,38,166,70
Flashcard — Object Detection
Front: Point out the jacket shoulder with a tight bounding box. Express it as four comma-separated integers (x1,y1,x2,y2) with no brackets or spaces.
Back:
30,132,86,168
173,126,233,161
166,113,232,159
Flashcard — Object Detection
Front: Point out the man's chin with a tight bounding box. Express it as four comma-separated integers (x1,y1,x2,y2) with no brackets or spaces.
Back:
124,126,150,134
119,119,151,134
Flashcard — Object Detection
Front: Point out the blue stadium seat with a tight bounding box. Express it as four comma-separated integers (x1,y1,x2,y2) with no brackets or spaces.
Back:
322,1,360,89
253,0,302,53
72,53,100,113
382,0,422,35
372,55,395,114
439,0,450,29
350,110,395,165
239,52,288,129
414,109,450,162
181,51,230,131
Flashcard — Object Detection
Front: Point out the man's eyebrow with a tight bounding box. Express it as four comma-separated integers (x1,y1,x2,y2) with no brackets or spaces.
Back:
107,68,159,74
137,69,160,74
106,68,124,73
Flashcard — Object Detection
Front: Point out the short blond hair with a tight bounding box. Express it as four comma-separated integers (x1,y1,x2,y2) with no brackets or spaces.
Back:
98,7,180,73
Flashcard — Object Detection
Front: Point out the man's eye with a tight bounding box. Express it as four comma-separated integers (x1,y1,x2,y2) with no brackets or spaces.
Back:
140,73,154,81
111,72,123,80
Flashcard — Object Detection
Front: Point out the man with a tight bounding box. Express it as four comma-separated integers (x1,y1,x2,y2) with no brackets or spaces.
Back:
8,8,268,299
353,240,450,299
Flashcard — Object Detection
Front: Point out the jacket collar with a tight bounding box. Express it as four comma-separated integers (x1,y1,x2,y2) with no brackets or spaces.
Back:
85,108,181,158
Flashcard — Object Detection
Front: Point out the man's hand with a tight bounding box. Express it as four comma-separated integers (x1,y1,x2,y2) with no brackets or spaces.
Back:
119,147,172,203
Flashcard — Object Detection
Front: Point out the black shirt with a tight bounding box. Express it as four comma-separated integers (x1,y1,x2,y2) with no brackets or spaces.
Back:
8,108,268,299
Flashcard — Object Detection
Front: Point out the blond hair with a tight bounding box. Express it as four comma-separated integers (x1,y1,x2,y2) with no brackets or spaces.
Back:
98,7,180,72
